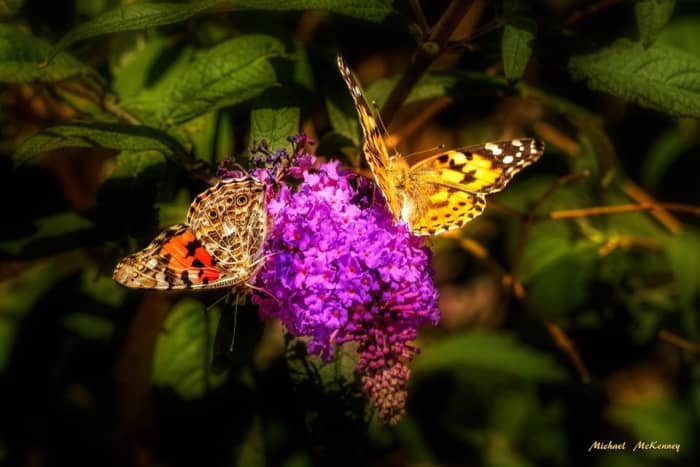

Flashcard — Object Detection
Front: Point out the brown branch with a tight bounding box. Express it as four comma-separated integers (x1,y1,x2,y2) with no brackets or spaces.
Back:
548,202,700,220
386,96,452,148
380,0,485,125
409,0,430,38
510,171,591,285
623,181,683,234
443,227,591,384
56,81,142,125
564,0,624,26
659,329,700,355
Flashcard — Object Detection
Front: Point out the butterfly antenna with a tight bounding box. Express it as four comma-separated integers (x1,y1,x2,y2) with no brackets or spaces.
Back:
229,293,239,352
371,100,399,156
404,144,447,161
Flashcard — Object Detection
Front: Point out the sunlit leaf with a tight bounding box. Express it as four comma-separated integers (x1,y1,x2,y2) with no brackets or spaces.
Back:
569,39,700,118
250,87,301,151
413,332,568,382
152,298,227,399
154,34,285,125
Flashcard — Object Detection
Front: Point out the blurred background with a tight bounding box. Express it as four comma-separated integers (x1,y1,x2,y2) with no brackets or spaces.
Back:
1,1,699,466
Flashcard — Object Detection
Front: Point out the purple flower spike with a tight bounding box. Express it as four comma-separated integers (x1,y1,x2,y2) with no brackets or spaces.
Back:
244,136,439,424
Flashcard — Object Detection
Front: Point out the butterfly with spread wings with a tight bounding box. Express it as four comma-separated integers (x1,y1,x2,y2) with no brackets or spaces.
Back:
337,53,545,236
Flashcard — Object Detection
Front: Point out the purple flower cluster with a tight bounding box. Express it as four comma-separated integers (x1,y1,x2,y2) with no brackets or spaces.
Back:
242,136,439,424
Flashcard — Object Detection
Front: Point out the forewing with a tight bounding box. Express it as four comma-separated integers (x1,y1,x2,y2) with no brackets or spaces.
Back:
337,53,393,193
187,176,267,277
113,224,232,290
412,139,544,194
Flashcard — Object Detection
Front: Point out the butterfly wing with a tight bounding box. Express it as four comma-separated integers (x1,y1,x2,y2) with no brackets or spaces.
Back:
113,224,233,290
337,53,395,200
405,185,487,236
405,139,544,236
411,139,545,194
187,175,267,281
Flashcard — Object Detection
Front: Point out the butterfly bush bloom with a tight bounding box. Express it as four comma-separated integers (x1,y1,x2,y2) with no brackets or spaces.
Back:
224,136,439,424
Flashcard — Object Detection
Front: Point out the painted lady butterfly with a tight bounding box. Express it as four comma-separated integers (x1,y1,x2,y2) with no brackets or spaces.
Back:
113,175,267,291
337,53,545,236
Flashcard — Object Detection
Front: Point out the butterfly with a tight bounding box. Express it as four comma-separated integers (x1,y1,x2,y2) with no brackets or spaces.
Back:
113,174,268,291
337,53,545,236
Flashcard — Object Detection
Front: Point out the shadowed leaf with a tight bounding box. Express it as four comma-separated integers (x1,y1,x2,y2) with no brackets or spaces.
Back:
413,332,568,382
0,24,96,83
13,122,189,165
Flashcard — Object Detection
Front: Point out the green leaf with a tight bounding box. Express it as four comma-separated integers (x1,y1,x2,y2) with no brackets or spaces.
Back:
641,125,695,189
501,18,536,81
0,24,96,83
155,34,285,125
80,265,126,307
62,313,114,341
52,1,219,58
635,0,676,46
250,87,300,151
13,122,189,165
569,39,700,118
152,298,226,399
0,212,93,256
609,398,690,457
234,417,265,467
111,35,179,99
53,0,392,58
666,229,700,306
413,332,568,382
658,16,700,57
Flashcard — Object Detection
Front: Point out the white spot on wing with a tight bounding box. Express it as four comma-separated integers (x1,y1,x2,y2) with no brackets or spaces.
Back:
502,155,514,164
512,139,523,147
484,143,503,155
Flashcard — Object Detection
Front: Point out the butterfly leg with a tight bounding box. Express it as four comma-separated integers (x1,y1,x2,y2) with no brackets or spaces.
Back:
243,282,280,304
205,293,229,313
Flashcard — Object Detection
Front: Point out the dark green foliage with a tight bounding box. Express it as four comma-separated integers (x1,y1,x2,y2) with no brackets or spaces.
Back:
0,1,699,467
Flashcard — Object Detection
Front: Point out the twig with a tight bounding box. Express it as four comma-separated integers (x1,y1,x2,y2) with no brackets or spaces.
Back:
56,81,142,125
409,0,430,38
381,0,485,125
510,171,591,285
386,96,452,148
623,181,683,234
659,329,700,355
443,229,591,383
564,0,624,26
548,202,700,220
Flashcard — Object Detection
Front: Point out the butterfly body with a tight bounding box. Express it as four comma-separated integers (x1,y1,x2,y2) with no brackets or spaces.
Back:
113,175,267,291
337,53,544,236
